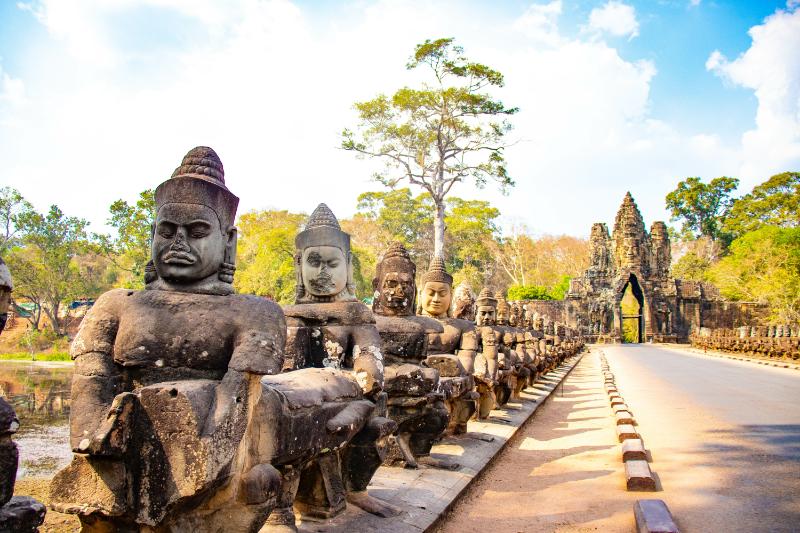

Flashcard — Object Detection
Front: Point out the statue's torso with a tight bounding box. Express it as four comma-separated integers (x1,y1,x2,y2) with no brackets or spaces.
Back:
73,288,284,385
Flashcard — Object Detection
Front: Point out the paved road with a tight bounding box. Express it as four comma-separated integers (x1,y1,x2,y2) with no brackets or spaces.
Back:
603,344,800,532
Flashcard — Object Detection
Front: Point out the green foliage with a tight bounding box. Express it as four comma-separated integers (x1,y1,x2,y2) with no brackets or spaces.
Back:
507,285,553,301
549,275,572,300
707,226,800,322
234,210,305,304
0,187,35,253
724,172,800,238
665,176,739,242
0,351,71,361
6,204,97,334
354,189,500,284
95,189,155,288
343,37,517,256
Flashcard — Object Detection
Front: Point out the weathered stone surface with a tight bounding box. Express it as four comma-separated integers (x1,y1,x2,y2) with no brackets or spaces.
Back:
633,499,680,533
523,193,768,342
617,424,639,442
622,439,647,461
616,410,636,425
691,325,799,361
626,460,657,491
0,496,46,533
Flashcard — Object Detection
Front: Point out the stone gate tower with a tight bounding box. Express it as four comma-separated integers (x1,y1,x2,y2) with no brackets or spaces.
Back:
524,193,765,343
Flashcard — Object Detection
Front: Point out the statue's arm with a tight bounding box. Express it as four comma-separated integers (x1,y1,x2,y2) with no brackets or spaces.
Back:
455,327,478,374
68,291,125,454
350,324,385,397
204,297,286,436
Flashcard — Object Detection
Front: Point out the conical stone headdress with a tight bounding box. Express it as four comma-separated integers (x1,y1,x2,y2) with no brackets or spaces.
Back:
155,146,239,228
376,242,415,278
295,203,351,252
476,288,497,308
421,256,453,285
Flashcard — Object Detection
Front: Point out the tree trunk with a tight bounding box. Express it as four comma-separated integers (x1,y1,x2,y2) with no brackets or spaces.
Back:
433,199,446,258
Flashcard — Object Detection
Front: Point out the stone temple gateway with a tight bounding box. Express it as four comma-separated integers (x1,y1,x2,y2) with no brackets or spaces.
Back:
525,193,765,343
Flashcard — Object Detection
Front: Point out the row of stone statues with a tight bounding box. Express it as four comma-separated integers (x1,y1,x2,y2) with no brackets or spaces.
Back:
45,147,583,532
691,326,800,360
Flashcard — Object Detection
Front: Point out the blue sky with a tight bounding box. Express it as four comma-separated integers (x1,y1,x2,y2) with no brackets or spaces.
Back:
1,0,798,237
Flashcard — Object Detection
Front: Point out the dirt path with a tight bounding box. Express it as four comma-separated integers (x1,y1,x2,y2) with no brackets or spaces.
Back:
436,350,639,532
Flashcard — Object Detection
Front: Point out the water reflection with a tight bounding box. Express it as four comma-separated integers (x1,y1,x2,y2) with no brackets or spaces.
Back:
0,361,72,478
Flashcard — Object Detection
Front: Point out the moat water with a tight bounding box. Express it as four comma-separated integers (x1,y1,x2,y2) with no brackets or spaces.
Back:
0,361,72,478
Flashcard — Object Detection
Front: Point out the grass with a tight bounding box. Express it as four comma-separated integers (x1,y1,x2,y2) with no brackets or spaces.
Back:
0,351,71,361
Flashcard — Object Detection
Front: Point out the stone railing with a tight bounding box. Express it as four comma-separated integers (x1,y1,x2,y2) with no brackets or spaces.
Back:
690,325,800,360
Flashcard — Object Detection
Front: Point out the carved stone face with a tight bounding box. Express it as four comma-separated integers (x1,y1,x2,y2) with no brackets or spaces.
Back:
476,306,496,326
420,281,452,318
377,271,415,314
496,306,509,325
153,203,227,283
301,246,348,298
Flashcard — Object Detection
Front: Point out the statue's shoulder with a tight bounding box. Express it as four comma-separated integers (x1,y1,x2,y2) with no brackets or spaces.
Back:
406,315,445,333
283,301,375,326
443,317,475,333
89,288,137,315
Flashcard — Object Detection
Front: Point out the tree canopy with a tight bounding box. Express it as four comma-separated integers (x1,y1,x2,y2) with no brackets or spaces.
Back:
342,37,517,257
724,171,800,238
665,176,739,242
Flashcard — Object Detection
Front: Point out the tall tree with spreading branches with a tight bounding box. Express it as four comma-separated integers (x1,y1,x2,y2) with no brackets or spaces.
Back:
342,37,518,258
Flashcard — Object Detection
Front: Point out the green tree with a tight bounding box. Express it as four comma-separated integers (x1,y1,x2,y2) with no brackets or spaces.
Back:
95,189,156,288
707,226,800,323
6,205,93,334
665,176,739,242
0,187,35,254
234,210,305,304
507,285,553,301
343,37,517,258
724,171,800,238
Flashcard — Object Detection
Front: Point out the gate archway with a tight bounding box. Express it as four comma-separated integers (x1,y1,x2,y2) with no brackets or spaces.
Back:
619,273,644,343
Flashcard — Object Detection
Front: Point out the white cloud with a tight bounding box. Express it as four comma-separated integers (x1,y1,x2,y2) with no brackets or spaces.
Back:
706,5,800,188
689,0,701,7
512,0,563,46
0,67,25,105
588,1,639,39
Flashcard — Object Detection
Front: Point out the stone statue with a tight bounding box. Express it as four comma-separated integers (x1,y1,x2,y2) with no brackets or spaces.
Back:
0,257,11,334
370,244,455,469
452,280,476,321
283,203,398,519
494,293,528,402
473,288,501,418
418,257,479,435
50,148,388,532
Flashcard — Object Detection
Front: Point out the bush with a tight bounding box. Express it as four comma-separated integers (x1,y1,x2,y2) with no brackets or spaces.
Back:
508,285,553,301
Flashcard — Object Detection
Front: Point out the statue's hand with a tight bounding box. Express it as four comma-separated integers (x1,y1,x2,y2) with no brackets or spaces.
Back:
75,392,136,457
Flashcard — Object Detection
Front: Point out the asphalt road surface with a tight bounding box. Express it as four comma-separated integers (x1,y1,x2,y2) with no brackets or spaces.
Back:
603,344,800,532
438,345,799,532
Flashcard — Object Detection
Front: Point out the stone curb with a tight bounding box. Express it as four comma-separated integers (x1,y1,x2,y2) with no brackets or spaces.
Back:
625,460,657,491
634,499,680,532
617,424,639,442
621,439,647,461
616,410,635,425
